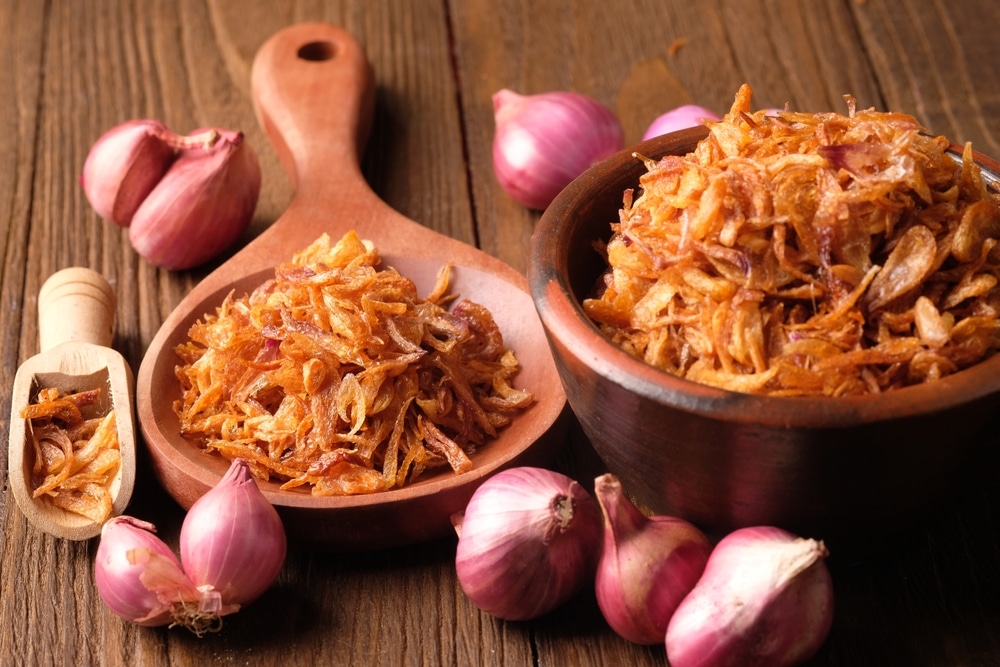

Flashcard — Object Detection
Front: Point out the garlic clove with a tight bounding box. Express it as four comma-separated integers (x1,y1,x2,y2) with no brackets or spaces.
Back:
454,466,603,621
82,120,177,227
593,473,712,645
128,128,261,270
665,526,834,667
492,89,624,210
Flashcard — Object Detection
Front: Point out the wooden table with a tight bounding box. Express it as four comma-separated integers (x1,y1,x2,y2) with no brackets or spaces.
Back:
3,1,1000,664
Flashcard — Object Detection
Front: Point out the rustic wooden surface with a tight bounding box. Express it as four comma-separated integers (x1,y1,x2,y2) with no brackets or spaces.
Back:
2,0,999,664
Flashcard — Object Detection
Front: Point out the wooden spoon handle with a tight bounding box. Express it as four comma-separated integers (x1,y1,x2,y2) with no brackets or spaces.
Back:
250,23,375,205
37,267,116,352
243,22,524,280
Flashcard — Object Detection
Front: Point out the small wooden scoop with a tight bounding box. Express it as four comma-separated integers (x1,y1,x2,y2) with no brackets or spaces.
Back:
8,267,137,540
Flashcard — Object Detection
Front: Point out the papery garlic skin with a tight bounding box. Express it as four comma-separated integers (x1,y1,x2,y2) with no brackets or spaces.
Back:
94,516,200,627
454,466,603,621
81,120,176,227
665,526,834,667
492,89,624,210
641,105,720,141
128,128,261,270
593,473,711,645
180,458,287,609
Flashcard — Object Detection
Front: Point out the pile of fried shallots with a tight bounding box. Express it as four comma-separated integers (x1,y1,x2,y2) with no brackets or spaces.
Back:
585,84,1000,396
174,231,532,495
23,387,120,522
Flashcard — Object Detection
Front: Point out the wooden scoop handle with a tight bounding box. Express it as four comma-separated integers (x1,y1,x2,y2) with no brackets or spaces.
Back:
37,267,116,352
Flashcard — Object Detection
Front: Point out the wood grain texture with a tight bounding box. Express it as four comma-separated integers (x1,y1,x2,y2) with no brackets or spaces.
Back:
1,0,999,664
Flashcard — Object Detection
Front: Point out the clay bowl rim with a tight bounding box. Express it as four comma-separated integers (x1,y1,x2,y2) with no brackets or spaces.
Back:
529,125,1000,429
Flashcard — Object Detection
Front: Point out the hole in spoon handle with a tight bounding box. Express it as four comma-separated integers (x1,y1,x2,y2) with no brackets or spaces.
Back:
37,267,116,352
250,23,376,194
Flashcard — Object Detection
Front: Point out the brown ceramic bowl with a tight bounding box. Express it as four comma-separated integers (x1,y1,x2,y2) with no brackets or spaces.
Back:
528,126,1000,547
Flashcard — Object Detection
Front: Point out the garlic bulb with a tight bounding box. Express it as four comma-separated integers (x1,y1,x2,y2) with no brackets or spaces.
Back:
665,526,834,667
593,473,711,645
453,466,603,620
492,89,624,210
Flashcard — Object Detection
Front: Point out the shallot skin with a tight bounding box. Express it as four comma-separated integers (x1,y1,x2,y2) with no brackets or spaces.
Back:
665,526,834,667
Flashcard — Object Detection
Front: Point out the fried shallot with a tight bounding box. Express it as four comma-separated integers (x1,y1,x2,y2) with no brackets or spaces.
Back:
584,84,1000,396
22,387,120,523
173,231,533,495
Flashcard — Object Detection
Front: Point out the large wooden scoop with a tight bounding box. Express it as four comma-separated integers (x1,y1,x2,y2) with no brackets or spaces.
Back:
135,23,567,549
8,267,137,540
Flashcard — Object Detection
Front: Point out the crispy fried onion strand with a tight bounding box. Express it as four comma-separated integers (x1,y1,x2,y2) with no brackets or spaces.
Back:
173,231,533,495
22,387,120,523
584,83,1000,396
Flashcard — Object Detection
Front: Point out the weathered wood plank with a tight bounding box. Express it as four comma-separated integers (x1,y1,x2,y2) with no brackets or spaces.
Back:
2,0,1000,664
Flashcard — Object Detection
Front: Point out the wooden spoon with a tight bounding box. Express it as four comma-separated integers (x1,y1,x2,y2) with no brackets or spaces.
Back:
8,267,137,540
135,23,567,549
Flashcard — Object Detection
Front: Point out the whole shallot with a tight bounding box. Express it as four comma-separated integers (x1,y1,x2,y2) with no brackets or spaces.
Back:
94,459,287,636
180,458,287,609
641,104,720,141
82,120,261,270
593,473,711,645
665,526,834,667
453,466,603,620
94,516,205,630
492,89,624,210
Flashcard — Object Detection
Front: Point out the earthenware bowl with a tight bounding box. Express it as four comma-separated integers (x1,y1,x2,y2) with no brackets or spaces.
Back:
528,126,1000,548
